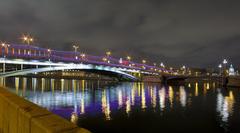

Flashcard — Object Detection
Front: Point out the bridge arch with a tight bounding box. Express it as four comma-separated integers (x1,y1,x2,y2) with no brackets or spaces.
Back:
0,64,137,80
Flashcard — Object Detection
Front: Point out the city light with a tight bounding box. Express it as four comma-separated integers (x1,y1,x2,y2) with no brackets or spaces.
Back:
218,64,222,68
142,59,146,64
102,57,107,62
22,35,34,45
182,65,186,69
2,2,240,133
1,43,5,47
160,62,165,68
223,59,228,64
106,51,111,56
127,56,131,61
80,53,86,58
73,45,79,52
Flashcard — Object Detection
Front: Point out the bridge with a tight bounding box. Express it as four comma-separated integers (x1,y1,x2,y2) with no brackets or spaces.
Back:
0,43,175,81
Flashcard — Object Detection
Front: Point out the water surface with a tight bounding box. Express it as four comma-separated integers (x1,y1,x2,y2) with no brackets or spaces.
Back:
1,77,240,133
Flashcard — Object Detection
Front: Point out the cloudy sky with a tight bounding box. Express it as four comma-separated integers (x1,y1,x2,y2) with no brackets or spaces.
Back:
0,0,240,68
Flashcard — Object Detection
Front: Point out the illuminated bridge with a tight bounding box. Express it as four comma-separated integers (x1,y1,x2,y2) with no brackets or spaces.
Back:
0,43,174,80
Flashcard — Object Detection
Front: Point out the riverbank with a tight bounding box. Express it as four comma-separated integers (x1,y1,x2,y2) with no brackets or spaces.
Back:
0,87,91,133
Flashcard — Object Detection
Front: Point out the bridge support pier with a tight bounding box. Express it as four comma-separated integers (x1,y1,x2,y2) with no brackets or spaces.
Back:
2,63,5,73
21,64,23,70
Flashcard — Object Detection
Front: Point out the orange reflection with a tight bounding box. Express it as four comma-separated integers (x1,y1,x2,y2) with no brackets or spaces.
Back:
102,90,111,120
195,82,198,96
159,87,165,111
168,86,174,108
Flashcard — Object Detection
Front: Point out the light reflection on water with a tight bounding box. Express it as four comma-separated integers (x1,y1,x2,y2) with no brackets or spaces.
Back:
216,90,235,129
1,77,240,133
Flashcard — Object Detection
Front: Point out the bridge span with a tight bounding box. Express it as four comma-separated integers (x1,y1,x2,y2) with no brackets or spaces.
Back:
0,43,175,80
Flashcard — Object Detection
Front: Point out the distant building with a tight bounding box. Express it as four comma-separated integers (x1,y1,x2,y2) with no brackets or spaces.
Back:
188,68,207,76
229,64,235,76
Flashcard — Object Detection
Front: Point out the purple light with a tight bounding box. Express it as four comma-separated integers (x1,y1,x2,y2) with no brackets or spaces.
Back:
3,43,172,73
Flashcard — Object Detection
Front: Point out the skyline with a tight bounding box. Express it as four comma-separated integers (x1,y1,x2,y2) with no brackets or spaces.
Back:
1,0,240,67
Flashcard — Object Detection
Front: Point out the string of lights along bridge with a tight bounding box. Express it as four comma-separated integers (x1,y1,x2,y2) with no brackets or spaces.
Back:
0,36,174,75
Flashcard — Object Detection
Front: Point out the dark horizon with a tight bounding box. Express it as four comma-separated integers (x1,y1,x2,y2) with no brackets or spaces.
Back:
1,0,240,68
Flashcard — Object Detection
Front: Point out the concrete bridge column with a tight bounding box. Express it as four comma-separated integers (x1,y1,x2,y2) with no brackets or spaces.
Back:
2,63,5,73
21,64,23,70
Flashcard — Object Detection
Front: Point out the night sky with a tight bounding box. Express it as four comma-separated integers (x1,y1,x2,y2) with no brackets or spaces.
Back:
0,0,240,68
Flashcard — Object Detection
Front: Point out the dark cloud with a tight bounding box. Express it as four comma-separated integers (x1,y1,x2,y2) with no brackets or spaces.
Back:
0,0,240,68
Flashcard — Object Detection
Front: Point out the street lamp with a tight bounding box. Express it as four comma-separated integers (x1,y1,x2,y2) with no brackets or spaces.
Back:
218,64,222,76
80,53,86,60
1,42,6,73
22,35,34,55
1,43,6,58
73,44,79,60
181,65,186,75
126,56,131,61
106,51,111,57
47,49,51,61
160,62,165,68
182,65,186,69
223,59,227,64
1,42,10,58
22,35,34,45
222,59,228,76
73,45,79,53
142,59,146,64
105,51,111,63
1,43,5,47
102,57,107,62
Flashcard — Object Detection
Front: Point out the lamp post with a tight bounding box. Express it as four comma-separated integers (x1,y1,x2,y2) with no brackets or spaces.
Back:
102,57,107,62
106,51,111,63
218,64,222,76
1,43,6,73
80,53,86,60
73,45,79,60
127,56,131,66
127,56,131,61
106,51,111,57
1,43,6,58
22,35,34,55
47,49,51,61
142,59,146,69
73,45,79,53
160,62,165,68
223,59,228,76
180,65,186,75
22,36,34,45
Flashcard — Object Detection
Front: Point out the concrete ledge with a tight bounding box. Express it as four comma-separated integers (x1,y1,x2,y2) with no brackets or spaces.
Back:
0,87,91,133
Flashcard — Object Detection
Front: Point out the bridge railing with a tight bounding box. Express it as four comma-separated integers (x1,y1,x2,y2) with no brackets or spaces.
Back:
0,43,173,74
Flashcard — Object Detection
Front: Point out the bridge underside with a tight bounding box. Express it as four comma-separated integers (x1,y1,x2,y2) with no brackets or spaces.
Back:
0,66,138,81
